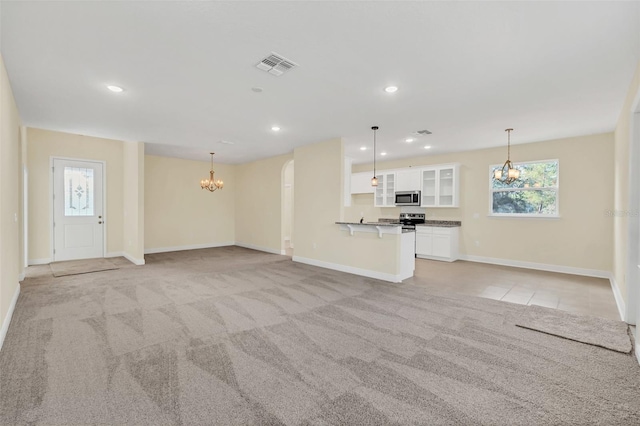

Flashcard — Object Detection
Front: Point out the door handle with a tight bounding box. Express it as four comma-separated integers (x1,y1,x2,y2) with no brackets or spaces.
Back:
98,221,103,224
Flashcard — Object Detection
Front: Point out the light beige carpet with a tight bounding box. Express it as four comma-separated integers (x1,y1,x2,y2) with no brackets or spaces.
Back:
516,304,632,353
49,258,119,277
2,246,639,425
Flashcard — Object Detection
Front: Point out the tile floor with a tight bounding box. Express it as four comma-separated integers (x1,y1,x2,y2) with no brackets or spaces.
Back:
408,259,621,321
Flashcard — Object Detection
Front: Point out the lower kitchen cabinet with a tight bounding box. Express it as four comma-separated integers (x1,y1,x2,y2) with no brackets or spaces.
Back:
415,226,459,262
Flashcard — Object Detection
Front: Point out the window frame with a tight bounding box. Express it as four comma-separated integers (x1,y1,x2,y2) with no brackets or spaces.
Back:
488,158,560,218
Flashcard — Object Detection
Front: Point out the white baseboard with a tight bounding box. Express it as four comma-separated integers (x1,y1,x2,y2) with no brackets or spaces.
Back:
105,251,124,258
608,273,626,321
18,271,25,281
458,254,611,279
0,283,20,352
123,252,145,266
293,255,403,283
281,250,287,255
28,258,51,265
235,242,284,255
144,242,234,255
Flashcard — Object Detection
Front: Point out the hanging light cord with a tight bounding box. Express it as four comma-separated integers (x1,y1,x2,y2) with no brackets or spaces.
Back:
373,127,377,177
507,128,512,161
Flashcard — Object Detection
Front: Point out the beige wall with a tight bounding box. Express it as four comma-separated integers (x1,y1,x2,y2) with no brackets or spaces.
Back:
351,133,615,272
0,55,23,336
293,138,403,276
27,128,125,261
123,142,145,263
282,160,294,245
294,138,344,260
144,155,235,251
235,153,292,253
613,60,640,315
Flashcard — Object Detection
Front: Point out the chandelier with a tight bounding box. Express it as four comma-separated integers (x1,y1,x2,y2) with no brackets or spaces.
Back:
200,152,224,192
493,128,520,184
371,126,379,186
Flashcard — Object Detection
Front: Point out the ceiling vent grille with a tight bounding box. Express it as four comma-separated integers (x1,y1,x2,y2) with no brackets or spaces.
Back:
256,52,298,76
409,129,433,138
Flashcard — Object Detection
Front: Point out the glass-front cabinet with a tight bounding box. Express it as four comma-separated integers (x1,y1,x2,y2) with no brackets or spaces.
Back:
421,169,436,206
421,164,459,207
374,172,397,207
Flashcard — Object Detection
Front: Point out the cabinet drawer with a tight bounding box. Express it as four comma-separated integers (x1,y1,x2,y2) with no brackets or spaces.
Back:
415,226,433,234
433,227,453,235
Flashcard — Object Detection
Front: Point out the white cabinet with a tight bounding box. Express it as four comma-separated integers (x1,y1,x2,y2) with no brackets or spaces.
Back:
351,172,375,194
374,172,396,207
415,232,433,256
415,226,459,262
420,164,459,207
400,231,416,281
396,169,421,192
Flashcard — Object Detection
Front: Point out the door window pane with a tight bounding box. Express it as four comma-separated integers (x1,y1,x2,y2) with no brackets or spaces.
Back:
64,167,94,216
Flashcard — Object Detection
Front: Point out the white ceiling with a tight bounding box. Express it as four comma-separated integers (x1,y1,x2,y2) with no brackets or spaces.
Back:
2,1,639,164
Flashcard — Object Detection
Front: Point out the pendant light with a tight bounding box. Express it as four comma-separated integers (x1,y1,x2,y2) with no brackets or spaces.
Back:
371,126,379,187
494,128,520,184
200,152,224,192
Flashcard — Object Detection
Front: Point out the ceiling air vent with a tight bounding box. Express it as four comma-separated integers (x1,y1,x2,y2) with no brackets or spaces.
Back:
417,129,432,135
256,52,298,76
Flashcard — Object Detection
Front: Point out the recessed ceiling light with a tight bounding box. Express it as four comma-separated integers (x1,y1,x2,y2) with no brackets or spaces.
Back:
424,145,432,149
106,85,123,93
384,86,398,93
271,126,281,131
405,138,414,143
360,146,367,151
381,152,387,156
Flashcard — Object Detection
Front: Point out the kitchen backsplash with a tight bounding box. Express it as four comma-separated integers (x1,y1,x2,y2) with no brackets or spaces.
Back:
344,193,462,223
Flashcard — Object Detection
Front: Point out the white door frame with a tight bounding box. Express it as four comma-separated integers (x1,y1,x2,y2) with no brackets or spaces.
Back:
50,156,107,261
23,165,28,271
625,87,640,327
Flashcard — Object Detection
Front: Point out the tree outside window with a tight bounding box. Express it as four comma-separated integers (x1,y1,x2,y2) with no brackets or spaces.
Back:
490,160,559,216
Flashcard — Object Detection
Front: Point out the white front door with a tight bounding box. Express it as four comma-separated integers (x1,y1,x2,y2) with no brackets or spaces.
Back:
53,158,104,261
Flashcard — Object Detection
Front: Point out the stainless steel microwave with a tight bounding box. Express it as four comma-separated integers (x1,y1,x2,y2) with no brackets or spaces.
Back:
395,191,421,206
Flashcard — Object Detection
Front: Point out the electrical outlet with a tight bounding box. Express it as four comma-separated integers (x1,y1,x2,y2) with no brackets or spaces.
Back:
475,240,480,247
473,213,480,219
313,242,317,249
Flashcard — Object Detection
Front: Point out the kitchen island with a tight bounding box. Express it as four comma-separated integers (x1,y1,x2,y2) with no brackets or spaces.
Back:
334,221,415,282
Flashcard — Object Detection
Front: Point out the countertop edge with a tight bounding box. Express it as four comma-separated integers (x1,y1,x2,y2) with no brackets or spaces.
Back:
335,222,401,227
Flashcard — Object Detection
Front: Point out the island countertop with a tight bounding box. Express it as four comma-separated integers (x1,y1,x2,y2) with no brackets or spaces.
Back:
335,221,401,227
416,220,462,228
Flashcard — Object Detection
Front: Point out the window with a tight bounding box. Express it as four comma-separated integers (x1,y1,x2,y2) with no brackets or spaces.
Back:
64,167,95,216
490,159,559,217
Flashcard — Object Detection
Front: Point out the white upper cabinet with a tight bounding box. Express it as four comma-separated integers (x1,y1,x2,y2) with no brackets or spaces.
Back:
374,171,396,207
421,168,437,206
349,163,459,208
395,169,421,192
420,164,459,207
351,172,375,194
